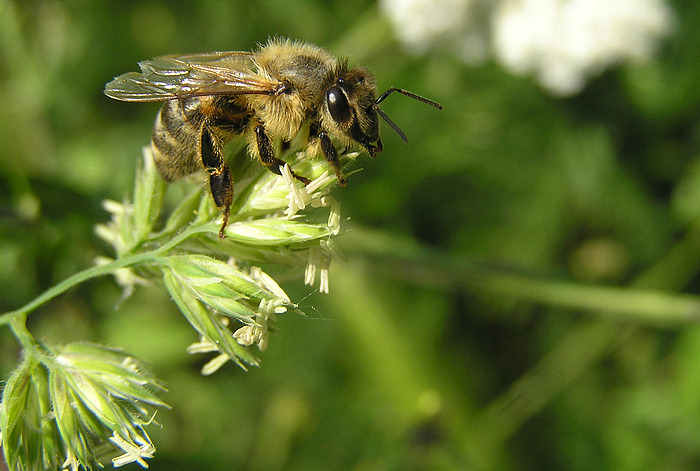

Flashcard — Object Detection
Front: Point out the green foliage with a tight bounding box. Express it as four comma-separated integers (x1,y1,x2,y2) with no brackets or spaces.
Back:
2,1,700,470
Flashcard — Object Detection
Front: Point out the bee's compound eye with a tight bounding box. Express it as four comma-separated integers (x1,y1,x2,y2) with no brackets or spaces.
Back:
326,86,351,124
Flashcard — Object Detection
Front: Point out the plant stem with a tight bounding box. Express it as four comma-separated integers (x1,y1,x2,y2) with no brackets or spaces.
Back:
0,222,217,328
9,312,35,350
340,226,700,326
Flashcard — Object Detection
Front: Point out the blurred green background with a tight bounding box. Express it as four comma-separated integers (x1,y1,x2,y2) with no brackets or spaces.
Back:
3,0,700,470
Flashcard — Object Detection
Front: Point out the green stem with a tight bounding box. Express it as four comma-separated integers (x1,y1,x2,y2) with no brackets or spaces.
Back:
341,226,700,326
0,222,217,328
9,312,35,350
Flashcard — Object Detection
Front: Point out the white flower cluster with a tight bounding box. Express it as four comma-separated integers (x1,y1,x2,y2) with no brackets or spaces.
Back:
380,0,491,63
381,0,675,95
492,0,674,95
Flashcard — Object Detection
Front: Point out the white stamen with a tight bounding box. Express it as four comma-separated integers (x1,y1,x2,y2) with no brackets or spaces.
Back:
186,337,219,354
250,266,291,302
200,353,231,376
110,432,155,468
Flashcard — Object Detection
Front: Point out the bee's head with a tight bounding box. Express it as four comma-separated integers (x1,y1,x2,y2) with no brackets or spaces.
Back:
323,66,381,156
323,66,442,158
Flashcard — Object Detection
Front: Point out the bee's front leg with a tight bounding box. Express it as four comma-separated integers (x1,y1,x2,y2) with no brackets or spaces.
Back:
254,125,310,184
317,130,347,186
200,125,233,238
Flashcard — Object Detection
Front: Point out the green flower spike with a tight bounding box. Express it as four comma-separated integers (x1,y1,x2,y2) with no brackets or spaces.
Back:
94,145,347,371
1,139,351,469
1,343,167,471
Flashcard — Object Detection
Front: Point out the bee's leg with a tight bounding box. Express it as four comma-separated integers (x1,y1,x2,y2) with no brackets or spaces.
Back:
200,126,233,239
317,131,347,186
254,125,310,184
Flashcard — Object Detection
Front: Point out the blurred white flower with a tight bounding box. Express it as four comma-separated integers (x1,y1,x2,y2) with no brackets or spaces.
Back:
380,0,492,63
381,0,675,95
492,0,675,95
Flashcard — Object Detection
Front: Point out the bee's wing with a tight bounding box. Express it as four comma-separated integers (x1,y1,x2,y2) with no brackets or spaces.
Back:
105,51,280,102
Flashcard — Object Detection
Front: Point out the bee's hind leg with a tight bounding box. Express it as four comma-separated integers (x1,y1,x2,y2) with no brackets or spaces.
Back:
200,126,233,238
254,125,310,184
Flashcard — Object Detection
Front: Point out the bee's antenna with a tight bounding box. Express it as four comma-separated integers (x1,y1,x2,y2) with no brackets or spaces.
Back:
373,105,407,143
374,87,442,143
375,87,443,109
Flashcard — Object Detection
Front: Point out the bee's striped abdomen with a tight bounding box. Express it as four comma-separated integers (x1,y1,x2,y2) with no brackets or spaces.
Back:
151,99,204,181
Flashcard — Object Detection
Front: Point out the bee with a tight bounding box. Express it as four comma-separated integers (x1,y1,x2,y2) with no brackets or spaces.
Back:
105,38,442,238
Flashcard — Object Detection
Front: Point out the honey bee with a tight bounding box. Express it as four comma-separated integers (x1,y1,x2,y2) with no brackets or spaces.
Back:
105,38,442,238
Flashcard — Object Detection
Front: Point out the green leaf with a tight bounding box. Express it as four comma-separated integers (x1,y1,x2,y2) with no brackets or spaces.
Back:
50,370,95,469
162,186,203,233
1,360,33,471
167,254,273,299
163,271,260,368
132,147,167,237
224,218,334,246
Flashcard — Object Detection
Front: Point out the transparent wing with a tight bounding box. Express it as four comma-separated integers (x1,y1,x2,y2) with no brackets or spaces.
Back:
104,51,281,102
